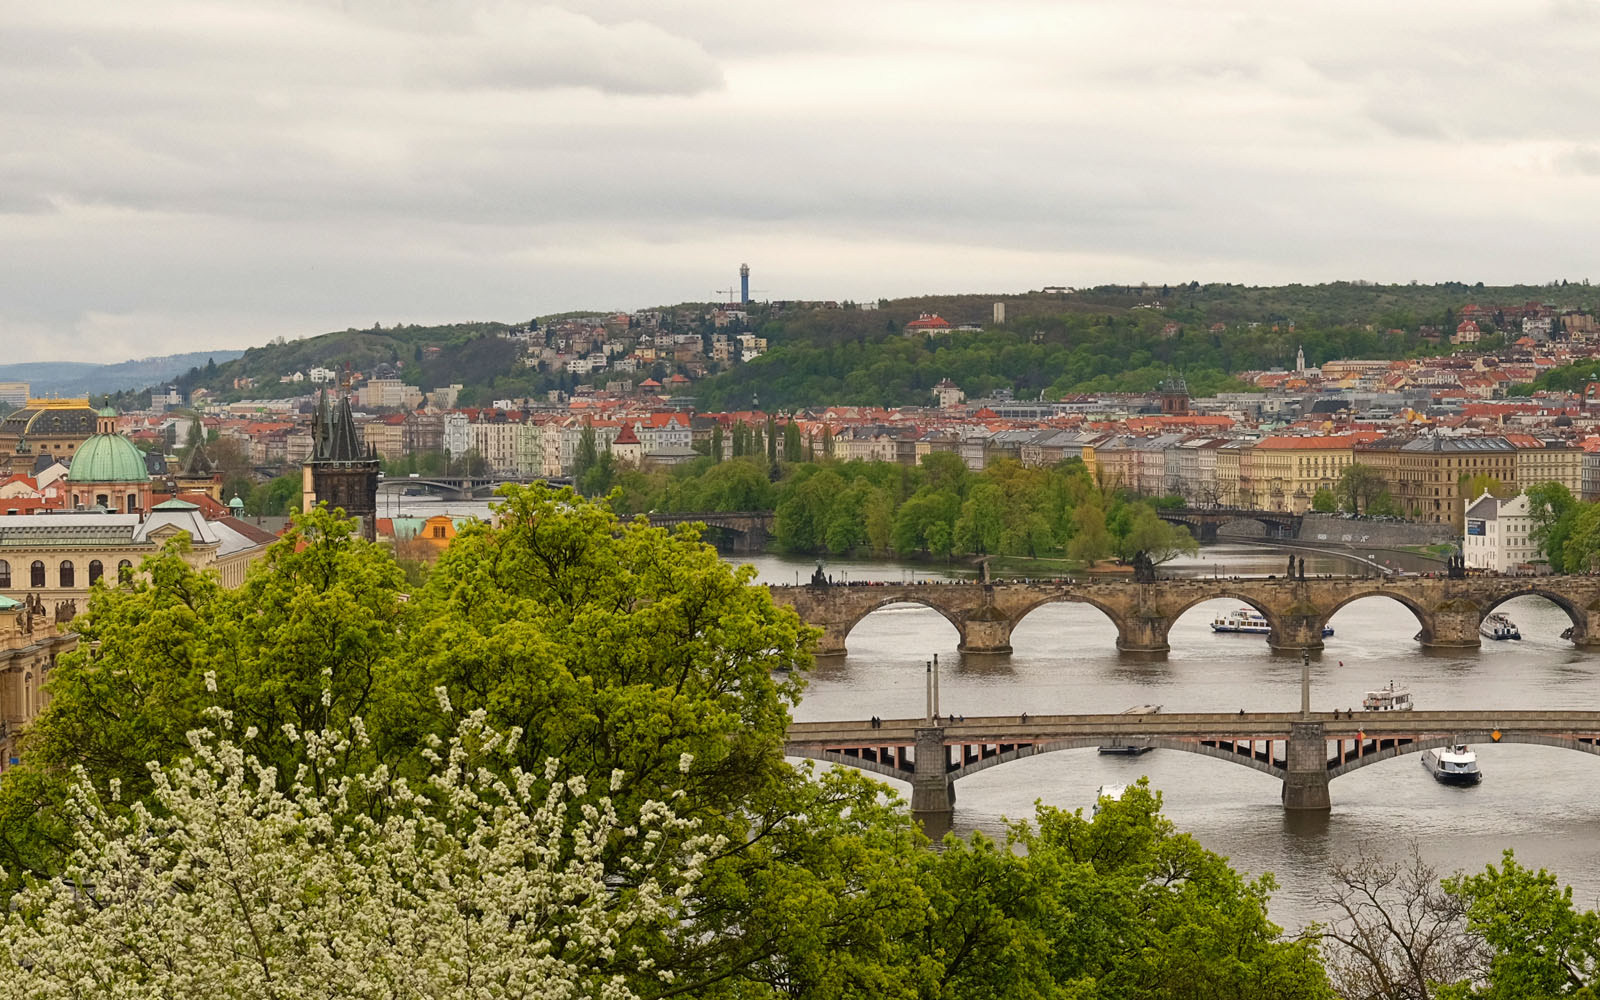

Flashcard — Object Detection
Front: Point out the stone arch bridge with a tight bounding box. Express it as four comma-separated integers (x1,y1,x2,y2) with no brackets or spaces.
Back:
647,511,773,553
786,710,1600,819
767,576,1600,654
1156,507,1301,541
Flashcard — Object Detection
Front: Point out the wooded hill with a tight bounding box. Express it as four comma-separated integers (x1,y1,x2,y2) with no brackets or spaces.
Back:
157,281,1600,409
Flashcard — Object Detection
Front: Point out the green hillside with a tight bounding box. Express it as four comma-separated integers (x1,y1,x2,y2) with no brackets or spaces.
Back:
165,282,1598,409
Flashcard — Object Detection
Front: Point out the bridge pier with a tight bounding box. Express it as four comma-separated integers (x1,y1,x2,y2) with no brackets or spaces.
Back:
813,624,850,657
958,607,1014,654
1418,605,1481,650
1116,616,1171,654
1268,614,1327,653
1281,721,1331,811
909,727,955,821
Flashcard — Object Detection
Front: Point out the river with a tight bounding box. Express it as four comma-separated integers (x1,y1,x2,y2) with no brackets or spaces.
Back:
388,493,1600,926
742,545,1600,929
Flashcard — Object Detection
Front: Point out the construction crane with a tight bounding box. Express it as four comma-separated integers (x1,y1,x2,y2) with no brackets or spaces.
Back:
714,287,739,304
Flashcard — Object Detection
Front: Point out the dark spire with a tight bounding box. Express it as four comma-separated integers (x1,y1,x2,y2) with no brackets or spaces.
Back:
327,396,364,462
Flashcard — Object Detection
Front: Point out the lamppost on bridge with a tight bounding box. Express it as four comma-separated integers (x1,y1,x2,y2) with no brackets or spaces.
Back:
925,655,941,723
1301,649,1311,719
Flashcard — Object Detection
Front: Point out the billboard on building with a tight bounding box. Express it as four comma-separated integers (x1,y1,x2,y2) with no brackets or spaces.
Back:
1466,519,1486,536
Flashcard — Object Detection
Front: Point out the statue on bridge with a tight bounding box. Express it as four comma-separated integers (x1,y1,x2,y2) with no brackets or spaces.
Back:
1447,553,1466,579
1132,551,1158,583
809,562,829,588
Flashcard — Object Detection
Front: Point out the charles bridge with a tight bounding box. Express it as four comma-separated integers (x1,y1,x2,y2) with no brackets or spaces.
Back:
785,709,1600,818
767,574,1600,654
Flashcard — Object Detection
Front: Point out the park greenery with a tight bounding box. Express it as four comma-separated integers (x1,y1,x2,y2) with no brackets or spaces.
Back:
0,491,1597,996
580,445,1199,565
1523,482,1600,573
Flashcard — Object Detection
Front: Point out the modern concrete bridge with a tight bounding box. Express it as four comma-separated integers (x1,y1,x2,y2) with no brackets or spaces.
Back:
786,710,1600,819
768,576,1600,654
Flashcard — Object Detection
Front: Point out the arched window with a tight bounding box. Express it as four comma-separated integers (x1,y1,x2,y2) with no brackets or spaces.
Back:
117,560,133,584
30,561,45,588
59,561,75,589
95,493,110,510
88,560,103,585
0,560,9,589
127,492,140,513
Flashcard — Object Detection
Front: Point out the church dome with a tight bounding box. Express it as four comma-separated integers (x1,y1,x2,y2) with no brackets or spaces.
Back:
66,433,150,483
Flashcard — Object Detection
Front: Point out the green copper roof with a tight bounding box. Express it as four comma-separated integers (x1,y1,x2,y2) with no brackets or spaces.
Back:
66,433,149,484
228,495,245,510
97,406,117,417
0,595,20,611
152,499,200,511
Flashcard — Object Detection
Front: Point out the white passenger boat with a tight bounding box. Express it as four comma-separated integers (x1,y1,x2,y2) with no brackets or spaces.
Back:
1210,607,1334,637
1362,683,1413,711
1421,744,1483,785
1098,705,1161,755
1480,613,1521,641
1093,784,1128,815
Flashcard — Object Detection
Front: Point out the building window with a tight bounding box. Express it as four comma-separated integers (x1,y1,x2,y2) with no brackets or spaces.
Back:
128,492,140,513
117,560,133,584
432,525,446,539
0,560,8,589
59,561,75,588
31,561,45,588
89,560,103,585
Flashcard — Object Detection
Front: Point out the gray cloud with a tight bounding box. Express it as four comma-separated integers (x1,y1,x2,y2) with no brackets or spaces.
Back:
6,1,1600,362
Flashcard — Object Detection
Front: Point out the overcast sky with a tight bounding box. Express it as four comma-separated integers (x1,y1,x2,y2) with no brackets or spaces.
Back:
6,1,1600,362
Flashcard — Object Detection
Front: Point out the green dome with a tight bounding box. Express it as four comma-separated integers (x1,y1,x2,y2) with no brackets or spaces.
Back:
97,406,118,417
67,433,149,483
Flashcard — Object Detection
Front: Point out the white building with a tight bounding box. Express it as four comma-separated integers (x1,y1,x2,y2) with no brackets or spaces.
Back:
1463,492,1542,573
309,367,338,384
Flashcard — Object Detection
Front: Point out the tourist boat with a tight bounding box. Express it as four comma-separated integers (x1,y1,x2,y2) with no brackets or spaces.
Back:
1421,744,1483,785
1480,613,1521,641
1362,683,1413,711
1092,784,1128,815
1210,607,1334,637
1099,704,1160,755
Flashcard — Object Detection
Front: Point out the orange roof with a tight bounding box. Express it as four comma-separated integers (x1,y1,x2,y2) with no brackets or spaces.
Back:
614,424,641,445
1255,433,1375,449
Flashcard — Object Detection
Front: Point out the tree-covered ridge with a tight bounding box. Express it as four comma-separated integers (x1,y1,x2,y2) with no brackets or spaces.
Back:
154,281,1600,409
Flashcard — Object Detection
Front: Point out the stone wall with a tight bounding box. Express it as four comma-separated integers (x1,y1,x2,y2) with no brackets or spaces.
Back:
1299,513,1456,548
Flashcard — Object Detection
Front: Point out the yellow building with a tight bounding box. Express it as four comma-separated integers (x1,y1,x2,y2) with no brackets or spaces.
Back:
1507,436,1583,496
1250,435,1367,512
0,595,79,771
1358,436,1518,527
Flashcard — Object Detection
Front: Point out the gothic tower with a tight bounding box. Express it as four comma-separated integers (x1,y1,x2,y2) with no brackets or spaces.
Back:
302,391,380,541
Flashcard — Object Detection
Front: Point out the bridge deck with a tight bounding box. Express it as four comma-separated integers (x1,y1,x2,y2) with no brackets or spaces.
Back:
786,710,1600,746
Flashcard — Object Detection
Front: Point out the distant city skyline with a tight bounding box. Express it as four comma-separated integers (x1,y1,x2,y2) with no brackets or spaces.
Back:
7,1,1600,363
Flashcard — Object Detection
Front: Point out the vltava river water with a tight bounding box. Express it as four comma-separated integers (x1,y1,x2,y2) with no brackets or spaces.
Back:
742,545,1600,928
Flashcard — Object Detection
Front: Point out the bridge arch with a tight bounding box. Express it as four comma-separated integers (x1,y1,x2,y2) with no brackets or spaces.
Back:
785,747,916,784
1010,594,1126,632
1328,732,1600,778
838,596,966,643
945,736,1287,781
1324,588,1433,641
1479,588,1586,638
1167,591,1284,637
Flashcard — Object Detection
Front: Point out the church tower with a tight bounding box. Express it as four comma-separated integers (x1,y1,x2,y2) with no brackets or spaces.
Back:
1295,345,1306,374
302,391,380,541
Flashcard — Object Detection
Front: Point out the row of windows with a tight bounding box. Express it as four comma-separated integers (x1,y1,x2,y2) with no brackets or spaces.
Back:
0,558,133,589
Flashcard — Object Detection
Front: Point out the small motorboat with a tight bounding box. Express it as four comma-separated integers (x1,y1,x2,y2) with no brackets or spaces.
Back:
1362,683,1413,711
1421,743,1482,785
1210,607,1334,637
1480,613,1521,641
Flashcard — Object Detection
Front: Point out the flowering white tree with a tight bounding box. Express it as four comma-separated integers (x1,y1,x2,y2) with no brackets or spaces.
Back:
0,686,716,1000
